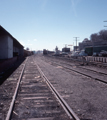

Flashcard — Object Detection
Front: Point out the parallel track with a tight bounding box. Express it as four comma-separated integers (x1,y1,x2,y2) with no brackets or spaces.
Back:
45,56,107,75
5,56,80,120
34,60,80,120
50,55,107,67
52,59,107,76
43,56,107,84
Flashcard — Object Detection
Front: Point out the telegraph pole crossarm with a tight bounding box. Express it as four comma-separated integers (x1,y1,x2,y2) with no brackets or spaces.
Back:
104,21,107,27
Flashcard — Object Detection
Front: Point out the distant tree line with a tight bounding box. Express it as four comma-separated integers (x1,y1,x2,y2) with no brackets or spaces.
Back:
83,30,107,42
90,30,107,42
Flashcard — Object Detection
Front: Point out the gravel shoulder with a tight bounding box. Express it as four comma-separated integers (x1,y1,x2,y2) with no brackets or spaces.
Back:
43,55,107,74
0,61,25,120
35,55,107,120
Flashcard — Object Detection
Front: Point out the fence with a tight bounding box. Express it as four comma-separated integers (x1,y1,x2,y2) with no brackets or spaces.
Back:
78,56,107,63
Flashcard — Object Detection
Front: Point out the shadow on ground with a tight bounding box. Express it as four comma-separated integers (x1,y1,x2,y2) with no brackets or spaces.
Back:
0,58,26,85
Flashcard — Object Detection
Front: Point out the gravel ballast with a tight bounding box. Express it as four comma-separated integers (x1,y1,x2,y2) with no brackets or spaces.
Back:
34,55,107,120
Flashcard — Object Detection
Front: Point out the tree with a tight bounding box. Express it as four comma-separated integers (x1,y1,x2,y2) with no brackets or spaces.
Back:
83,38,89,42
90,30,107,42
99,30,107,40
55,46,58,52
26,47,30,51
90,33,98,42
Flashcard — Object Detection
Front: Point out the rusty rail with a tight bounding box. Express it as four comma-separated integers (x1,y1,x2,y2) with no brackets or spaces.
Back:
5,58,28,120
34,59,80,120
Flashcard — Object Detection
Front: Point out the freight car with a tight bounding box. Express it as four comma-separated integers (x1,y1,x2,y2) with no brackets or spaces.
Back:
85,45,107,56
85,47,93,56
43,49,55,55
62,47,70,52
43,49,48,55
24,50,32,57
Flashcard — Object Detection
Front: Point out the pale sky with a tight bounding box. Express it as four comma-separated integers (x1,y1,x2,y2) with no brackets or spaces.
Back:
0,0,107,51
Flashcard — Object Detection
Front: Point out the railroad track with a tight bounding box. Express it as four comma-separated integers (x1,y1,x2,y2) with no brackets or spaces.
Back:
5,56,80,120
42,55,107,75
48,55,107,67
51,58,107,76
42,56,107,84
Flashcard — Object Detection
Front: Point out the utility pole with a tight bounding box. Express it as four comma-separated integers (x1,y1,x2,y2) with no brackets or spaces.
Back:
64,44,67,48
104,21,107,27
74,37,79,51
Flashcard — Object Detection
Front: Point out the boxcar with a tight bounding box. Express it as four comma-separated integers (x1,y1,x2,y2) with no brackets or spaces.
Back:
85,47,93,56
43,49,48,55
85,45,107,56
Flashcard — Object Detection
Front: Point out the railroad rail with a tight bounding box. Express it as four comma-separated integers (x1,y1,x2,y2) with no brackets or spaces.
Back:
34,59,80,120
50,58,107,76
5,56,80,120
5,58,27,120
48,55,107,67
42,56,107,84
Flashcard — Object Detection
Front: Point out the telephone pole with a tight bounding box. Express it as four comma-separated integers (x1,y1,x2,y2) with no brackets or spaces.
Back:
74,37,79,51
64,44,67,48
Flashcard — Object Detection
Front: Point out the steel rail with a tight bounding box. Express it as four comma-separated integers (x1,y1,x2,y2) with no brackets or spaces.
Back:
50,59,107,76
77,66,107,75
47,55,107,68
43,56,107,77
43,56,107,83
50,61,107,84
5,58,28,120
34,59,80,120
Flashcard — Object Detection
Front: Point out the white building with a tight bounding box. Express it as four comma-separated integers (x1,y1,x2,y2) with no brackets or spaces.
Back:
0,26,24,59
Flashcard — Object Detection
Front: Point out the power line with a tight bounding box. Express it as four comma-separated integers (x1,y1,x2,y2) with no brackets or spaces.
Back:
104,21,107,27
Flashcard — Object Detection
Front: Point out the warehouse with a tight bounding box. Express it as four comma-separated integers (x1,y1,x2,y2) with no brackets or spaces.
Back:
0,25,24,59
62,47,70,52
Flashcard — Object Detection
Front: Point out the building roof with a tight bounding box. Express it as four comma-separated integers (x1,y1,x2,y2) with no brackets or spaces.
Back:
0,25,24,48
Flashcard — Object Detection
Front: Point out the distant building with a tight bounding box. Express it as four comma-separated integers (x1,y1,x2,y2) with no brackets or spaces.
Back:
0,26,24,59
79,39,92,50
62,47,70,52
73,46,79,51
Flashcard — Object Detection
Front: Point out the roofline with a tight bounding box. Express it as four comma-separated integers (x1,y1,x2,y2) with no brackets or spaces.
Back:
0,25,24,48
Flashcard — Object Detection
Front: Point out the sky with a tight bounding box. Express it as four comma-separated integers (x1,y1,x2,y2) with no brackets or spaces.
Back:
0,0,107,51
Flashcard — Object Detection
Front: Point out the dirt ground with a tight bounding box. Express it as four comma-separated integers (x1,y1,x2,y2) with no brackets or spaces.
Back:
0,60,25,120
0,56,71,120
1,55,107,120
34,55,107,120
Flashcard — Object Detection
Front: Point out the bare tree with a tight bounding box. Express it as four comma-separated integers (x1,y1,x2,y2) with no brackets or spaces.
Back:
99,30,107,40
83,38,89,42
26,47,30,51
90,30,107,42
90,33,98,42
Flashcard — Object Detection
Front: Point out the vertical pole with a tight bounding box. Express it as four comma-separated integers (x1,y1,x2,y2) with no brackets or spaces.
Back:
74,37,79,51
